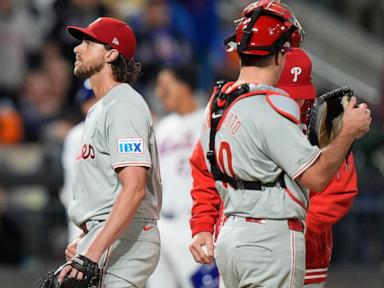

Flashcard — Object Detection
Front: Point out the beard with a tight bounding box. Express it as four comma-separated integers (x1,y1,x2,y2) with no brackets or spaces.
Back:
74,56,104,78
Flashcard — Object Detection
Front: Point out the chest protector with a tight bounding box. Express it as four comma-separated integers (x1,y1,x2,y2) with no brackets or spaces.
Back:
207,80,287,190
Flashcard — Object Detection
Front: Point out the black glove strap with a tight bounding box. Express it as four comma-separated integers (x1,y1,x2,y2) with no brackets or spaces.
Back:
70,255,99,277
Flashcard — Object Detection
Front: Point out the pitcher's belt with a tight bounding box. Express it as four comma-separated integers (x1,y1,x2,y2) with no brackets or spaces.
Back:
80,218,158,234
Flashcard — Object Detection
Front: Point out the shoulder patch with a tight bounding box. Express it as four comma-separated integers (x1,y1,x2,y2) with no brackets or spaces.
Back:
117,138,144,154
266,94,300,124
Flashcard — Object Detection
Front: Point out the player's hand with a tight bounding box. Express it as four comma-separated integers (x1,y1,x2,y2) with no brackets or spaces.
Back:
58,263,84,283
189,231,215,265
341,97,371,140
65,234,83,261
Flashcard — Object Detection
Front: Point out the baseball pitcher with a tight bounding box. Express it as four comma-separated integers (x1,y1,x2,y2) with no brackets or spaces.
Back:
36,17,162,288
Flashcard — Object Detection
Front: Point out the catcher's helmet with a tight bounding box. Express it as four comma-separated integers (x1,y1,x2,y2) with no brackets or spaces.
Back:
225,0,304,56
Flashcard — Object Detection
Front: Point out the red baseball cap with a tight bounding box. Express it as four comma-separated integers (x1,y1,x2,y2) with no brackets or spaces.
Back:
67,17,136,59
277,48,316,100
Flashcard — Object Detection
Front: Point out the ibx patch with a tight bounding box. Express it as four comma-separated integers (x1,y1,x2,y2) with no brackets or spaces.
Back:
117,138,144,154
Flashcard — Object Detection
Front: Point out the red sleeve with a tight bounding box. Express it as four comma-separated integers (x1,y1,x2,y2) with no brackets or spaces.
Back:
306,153,358,234
189,140,221,237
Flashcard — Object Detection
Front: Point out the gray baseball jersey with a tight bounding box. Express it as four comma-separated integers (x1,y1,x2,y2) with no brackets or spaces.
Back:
68,83,162,226
200,84,321,220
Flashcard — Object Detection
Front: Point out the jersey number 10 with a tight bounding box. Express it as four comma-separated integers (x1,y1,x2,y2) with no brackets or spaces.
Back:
217,141,235,189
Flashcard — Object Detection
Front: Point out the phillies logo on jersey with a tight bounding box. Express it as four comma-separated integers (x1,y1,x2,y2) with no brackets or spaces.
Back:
291,67,302,82
81,144,95,159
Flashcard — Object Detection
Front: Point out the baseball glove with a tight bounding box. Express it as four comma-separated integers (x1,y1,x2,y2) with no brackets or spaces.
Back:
308,86,354,148
34,255,100,288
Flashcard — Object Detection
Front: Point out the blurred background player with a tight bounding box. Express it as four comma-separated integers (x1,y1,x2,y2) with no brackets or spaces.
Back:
147,65,219,288
60,79,97,242
277,48,359,288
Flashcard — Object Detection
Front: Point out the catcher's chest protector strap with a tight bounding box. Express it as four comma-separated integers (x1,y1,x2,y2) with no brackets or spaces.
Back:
207,81,285,190
266,94,300,124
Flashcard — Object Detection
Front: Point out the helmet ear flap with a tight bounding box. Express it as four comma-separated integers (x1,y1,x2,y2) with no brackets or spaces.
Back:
290,30,302,48
282,21,302,48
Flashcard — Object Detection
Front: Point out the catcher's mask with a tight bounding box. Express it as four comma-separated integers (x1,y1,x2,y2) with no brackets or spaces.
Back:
224,0,304,56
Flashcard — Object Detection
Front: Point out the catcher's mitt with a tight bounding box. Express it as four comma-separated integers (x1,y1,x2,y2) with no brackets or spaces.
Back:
308,86,354,148
34,255,100,288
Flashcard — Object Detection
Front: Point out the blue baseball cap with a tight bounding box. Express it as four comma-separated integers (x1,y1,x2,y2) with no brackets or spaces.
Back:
75,79,94,105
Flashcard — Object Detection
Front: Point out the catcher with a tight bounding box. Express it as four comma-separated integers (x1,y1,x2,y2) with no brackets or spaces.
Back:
188,1,371,287
276,47,359,287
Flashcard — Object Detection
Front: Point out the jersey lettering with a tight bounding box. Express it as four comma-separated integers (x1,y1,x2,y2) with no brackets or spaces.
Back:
81,144,95,159
223,112,241,135
202,111,210,133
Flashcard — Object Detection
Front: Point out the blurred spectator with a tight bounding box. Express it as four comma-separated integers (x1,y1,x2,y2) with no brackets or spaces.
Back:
101,0,145,19
337,0,383,36
0,189,23,265
23,0,56,52
19,69,69,142
131,0,197,88
43,56,73,106
178,0,220,89
0,98,23,144
46,0,110,61
0,0,43,98
178,0,217,50
307,0,384,37
376,71,384,125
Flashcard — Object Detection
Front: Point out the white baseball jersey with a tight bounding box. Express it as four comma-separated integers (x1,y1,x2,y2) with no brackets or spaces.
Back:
155,109,204,218
68,83,162,226
200,84,321,220
147,108,219,288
